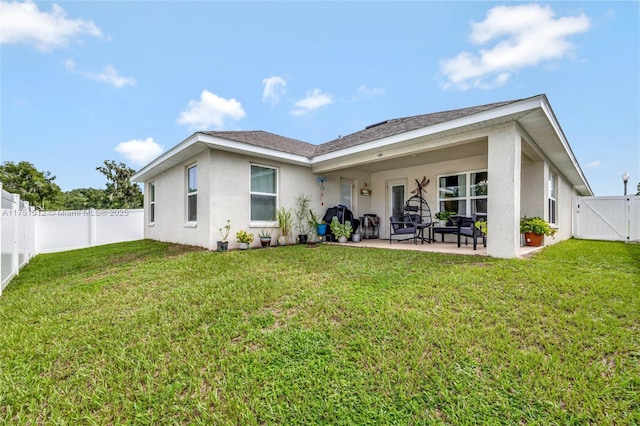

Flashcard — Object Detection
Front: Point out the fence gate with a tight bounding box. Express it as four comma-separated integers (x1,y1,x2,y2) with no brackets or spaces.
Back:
574,196,640,242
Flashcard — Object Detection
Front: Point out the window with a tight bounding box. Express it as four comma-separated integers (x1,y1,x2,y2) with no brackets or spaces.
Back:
149,182,156,223
251,164,277,221
340,179,353,210
549,173,557,225
187,165,197,223
390,183,405,217
438,171,487,215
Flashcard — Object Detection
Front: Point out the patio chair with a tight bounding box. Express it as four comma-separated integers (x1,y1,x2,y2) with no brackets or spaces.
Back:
389,213,420,244
456,213,486,250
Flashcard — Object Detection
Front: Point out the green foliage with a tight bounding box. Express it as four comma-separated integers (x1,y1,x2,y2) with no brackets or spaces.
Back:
0,240,638,424
520,216,557,236
276,206,293,237
307,209,323,228
63,187,107,210
0,160,63,209
96,160,143,209
329,216,353,238
293,193,312,235
434,210,455,222
236,230,254,243
258,228,272,239
474,220,487,235
218,219,231,242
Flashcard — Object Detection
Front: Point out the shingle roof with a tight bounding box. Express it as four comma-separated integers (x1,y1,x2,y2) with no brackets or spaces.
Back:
204,96,536,159
313,98,524,156
200,130,317,157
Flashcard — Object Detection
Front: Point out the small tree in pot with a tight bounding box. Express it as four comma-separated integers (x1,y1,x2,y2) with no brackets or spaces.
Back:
294,193,312,244
217,219,231,252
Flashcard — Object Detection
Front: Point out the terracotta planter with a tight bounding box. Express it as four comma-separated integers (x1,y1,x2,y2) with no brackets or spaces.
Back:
524,232,544,247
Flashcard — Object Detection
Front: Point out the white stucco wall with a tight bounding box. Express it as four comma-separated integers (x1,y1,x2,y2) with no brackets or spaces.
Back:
209,150,319,249
145,148,322,250
521,159,545,219
144,149,212,249
548,170,575,244
487,124,522,258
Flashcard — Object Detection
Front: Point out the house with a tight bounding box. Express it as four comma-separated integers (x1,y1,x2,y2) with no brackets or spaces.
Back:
131,94,593,258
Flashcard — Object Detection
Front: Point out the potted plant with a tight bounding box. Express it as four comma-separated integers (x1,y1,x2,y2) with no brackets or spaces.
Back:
474,220,487,235
520,216,557,246
307,209,326,241
330,216,353,243
434,211,455,226
293,193,312,244
258,229,272,248
276,206,293,246
217,219,231,252
236,229,254,249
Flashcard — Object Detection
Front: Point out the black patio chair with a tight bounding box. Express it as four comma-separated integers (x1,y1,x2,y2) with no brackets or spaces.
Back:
389,213,420,244
456,213,487,250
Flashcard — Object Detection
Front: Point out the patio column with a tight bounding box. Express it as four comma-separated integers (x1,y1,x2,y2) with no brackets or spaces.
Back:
487,124,521,258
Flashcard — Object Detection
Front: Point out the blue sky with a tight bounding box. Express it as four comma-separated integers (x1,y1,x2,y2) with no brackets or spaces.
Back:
1,1,638,196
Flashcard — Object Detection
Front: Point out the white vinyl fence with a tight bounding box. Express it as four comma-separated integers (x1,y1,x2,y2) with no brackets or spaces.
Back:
1,186,36,294
35,209,144,254
0,184,144,295
574,196,640,243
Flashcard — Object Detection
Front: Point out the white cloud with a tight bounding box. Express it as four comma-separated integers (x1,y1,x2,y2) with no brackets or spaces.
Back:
65,59,136,88
177,90,246,130
586,160,602,168
262,76,287,105
352,85,385,101
115,137,164,166
290,89,333,116
0,0,102,51
440,4,590,90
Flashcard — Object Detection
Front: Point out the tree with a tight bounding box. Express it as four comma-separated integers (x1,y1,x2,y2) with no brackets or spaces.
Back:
96,160,143,209
63,188,107,210
0,161,63,209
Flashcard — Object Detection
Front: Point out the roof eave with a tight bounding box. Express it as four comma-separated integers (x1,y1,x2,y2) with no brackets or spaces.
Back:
132,132,312,182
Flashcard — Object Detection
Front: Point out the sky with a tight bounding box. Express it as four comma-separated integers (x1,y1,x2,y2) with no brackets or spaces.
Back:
1,1,638,196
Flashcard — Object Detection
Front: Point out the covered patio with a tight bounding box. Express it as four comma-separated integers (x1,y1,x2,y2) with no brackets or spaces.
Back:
332,238,544,257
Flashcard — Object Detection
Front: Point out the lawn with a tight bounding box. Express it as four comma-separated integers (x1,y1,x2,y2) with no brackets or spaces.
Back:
1,239,638,424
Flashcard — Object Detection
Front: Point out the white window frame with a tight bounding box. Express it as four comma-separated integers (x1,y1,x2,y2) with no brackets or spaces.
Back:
437,170,488,216
250,163,278,226
340,178,353,211
186,164,197,225
149,182,156,225
549,172,557,225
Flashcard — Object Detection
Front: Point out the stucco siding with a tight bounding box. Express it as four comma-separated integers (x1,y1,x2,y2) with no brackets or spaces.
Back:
549,172,575,244
145,149,212,249
209,150,318,248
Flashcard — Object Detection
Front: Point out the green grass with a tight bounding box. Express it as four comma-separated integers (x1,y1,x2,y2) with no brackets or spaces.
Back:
1,239,638,424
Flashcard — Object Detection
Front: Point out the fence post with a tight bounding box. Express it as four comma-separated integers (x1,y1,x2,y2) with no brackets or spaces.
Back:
90,208,97,247
12,194,19,277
